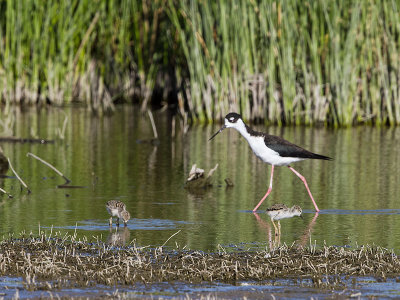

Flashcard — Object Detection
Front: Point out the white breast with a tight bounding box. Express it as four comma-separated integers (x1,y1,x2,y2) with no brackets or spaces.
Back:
107,207,121,217
244,136,304,166
246,136,279,164
231,120,305,166
266,210,282,220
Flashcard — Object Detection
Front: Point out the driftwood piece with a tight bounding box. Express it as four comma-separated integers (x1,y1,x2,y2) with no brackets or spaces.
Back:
187,164,205,182
185,163,218,189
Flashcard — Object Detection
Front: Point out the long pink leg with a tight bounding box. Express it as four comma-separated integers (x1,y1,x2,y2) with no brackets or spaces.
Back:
253,165,275,212
288,166,320,212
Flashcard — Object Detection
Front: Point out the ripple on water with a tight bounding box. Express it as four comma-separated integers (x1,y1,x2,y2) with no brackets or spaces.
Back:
44,218,198,231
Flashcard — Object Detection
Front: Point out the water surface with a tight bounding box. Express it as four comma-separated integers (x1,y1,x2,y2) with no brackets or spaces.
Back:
0,106,400,252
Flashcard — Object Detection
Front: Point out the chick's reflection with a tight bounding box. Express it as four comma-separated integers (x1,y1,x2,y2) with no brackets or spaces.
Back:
107,226,130,246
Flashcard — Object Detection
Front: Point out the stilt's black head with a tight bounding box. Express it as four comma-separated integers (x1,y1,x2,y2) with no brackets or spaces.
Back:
209,112,242,141
225,112,242,124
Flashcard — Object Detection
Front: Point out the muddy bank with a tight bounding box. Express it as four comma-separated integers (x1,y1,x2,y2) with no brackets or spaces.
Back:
0,233,399,292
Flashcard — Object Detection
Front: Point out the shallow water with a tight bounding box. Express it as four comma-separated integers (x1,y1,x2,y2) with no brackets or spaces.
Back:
1,106,400,296
2,275,400,299
1,106,400,252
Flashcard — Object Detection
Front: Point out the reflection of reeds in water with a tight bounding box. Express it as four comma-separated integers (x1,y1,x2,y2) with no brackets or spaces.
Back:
107,227,130,247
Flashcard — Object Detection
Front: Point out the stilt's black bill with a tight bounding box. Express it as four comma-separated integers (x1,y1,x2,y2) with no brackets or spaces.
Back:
209,125,226,141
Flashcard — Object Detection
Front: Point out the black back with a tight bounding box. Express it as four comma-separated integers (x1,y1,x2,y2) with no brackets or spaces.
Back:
245,125,331,160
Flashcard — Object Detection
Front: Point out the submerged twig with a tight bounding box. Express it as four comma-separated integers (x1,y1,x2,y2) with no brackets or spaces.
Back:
7,158,31,193
148,110,158,139
0,187,13,198
27,152,71,184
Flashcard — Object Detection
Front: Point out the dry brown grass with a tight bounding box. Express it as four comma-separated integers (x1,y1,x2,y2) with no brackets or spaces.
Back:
0,233,399,291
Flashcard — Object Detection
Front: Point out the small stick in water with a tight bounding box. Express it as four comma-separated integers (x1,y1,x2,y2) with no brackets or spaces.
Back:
148,110,158,139
0,187,13,198
27,152,71,184
7,158,31,193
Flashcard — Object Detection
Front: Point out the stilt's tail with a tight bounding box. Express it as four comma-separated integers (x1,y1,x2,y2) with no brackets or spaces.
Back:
309,153,332,160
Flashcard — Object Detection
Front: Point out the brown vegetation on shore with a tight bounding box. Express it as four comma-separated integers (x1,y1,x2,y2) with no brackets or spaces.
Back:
0,233,399,291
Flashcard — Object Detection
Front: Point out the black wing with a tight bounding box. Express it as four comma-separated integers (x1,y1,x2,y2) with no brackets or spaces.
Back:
264,135,332,160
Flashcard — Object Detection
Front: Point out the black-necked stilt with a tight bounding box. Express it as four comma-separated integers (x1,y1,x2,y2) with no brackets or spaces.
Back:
209,112,331,212
106,200,131,227
266,204,302,235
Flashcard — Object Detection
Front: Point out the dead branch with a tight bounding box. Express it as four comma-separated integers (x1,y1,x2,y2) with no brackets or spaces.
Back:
7,158,31,193
148,110,158,139
27,152,71,184
0,187,13,198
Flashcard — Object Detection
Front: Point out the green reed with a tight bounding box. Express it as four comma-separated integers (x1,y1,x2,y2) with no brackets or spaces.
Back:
169,0,400,125
0,0,169,111
1,1,400,125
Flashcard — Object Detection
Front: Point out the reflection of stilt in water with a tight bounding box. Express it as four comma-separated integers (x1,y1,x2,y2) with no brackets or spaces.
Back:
107,226,130,246
253,212,274,249
297,212,319,248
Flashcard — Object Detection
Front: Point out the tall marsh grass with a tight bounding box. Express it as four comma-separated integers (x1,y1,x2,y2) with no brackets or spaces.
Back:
171,1,400,125
0,0,171,111
1,1,400,125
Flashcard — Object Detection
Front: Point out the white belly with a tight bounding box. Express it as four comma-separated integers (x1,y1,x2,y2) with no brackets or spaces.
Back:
107,207,121,217
246,136,304,166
